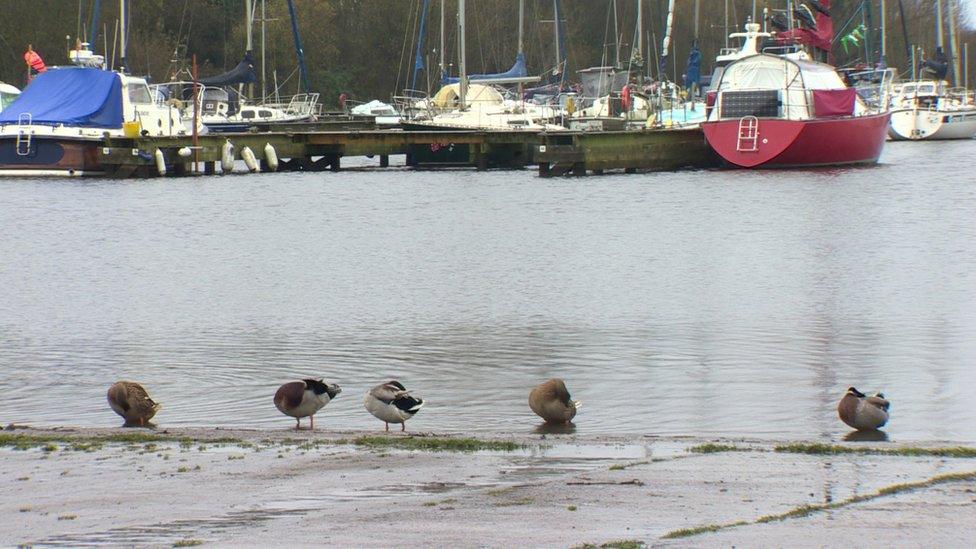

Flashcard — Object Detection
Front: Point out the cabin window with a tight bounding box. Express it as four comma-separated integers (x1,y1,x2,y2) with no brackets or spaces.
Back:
919,85,935,94
127,84,153,105
258,110,273,118
241,110,256,119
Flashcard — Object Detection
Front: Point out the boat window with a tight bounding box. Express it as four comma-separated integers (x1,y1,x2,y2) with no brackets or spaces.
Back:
127,84,153,105
241,109,256,119
919,84,935,94
258,110,273,118
903,85,915,94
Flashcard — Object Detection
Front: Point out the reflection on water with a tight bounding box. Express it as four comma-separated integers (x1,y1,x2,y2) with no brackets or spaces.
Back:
533,422,578,436
843,429,890,443
1,143,975,443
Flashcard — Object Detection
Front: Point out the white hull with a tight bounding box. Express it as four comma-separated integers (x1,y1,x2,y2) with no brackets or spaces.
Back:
889,107,976,140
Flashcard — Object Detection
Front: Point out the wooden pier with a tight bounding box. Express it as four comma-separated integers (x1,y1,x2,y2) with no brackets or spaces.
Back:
536,127,720,177
95,127,717,178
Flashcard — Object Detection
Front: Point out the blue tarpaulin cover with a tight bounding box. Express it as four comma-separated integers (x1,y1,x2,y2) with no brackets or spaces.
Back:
0,67,123,128
443,53,528,84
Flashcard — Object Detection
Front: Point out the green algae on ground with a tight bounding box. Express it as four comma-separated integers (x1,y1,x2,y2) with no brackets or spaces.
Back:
687,443,751,454
575,540,646,549
774,443,976,458
663,469,976,539
352,435,521,453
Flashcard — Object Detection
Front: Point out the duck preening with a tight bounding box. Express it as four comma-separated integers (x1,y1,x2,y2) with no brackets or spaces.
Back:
107,381,161,427
274,378,341,430
837,387,890,431
363,380,425,432
529,378,580,424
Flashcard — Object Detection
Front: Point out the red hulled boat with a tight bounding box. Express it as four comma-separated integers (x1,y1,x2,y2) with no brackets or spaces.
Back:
702,53,890,168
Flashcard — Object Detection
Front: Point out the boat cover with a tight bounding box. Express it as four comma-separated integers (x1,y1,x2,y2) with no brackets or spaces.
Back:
443,53,528,85
200,52,257,87
716,55,847,119
812,88,855,117
0,67,122,127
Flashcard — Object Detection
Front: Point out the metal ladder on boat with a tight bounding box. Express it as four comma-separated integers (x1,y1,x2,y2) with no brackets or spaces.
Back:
736,116,759,152
15,113,32,156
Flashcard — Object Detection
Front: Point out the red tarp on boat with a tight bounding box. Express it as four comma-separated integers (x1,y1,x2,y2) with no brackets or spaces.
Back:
812,88,855,117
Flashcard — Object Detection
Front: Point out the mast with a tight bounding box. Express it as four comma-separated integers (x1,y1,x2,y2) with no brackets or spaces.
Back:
119,0,126,72
89,0,102,48
439,0,445,83
286,0,309,93
880,0,886,63
936,0,944,51
245,0,254,98
458,0,467,109
948,0,960,85
636,0,643,59
518,0,525,56
659,0,674,81
725,0,729,49
261,0,266,102
897,0,912,78
613,0,621,68
694,0,700,41
412,0,430,92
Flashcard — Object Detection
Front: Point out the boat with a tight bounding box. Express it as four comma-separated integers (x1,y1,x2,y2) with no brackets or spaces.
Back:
0,2,191,176
0,82,20,112
701,53,891,168
887,0,976,140
888,80,976,140
0,67,190,176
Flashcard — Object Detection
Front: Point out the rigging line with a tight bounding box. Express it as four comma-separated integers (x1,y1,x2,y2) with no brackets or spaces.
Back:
395,0,418,94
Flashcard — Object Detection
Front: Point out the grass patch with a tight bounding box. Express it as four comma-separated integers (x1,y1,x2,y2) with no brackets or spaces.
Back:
494,497,535,507
567,505,578,511
609,460,650,471
664,469,976,539
352,436,521,453
575,540,646,549
774,443,976,458
173,540,204,547
687,443,750,454
422,501,437,507
662,522,748,539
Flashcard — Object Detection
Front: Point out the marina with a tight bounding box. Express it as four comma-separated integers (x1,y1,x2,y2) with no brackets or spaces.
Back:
1,1,976,547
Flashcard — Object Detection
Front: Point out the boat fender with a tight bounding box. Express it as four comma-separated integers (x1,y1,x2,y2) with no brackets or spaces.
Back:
241,146,260,173
263,143,279,172
221,140,235,173
154,149,167,176
177,147,192,158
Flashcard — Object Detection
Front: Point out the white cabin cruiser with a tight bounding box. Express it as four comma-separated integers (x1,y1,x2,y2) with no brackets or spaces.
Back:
888,80,976,140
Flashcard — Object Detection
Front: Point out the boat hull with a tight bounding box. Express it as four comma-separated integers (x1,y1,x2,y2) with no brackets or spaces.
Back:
702,112,891,168
0,137,104,176
888,107,976,140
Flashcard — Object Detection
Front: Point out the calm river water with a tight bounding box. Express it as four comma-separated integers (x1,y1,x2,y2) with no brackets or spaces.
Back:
1,141,974,442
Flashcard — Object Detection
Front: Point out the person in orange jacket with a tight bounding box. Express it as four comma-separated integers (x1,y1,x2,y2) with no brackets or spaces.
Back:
24,44,47,81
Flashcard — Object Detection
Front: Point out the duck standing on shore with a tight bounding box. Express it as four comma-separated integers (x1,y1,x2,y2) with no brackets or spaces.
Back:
529,378,580,424
274,378,342,430
837,387,890,431
107,381,160,427
363,380,425,432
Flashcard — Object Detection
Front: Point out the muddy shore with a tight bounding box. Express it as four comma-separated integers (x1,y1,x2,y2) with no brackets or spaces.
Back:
2,425,974,547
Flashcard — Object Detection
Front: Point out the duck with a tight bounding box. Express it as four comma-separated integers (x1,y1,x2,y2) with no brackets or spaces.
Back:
837,387,890,431
529,378,580,424
273,378,341,430
107,381,161,427
363,380,425,432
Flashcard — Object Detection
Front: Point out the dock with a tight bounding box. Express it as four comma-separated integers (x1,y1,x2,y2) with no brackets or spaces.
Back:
96,127,718,178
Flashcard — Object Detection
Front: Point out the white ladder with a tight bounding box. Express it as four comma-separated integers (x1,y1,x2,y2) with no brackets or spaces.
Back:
736,116,759,152
15,113,32,156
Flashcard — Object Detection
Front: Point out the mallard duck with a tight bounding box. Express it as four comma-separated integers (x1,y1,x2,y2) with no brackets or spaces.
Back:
837,387,890,431
363,380,424,432
274,378,341,430
107,381,160,427
529,378,580,424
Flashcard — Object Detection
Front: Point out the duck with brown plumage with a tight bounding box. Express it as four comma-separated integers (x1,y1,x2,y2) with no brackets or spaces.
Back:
273,378,341,430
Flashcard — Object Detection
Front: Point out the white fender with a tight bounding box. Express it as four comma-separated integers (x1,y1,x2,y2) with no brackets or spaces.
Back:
241,146,259,173
263,143,279,172
177,146,192,158
221,140,235,173
154,149,167,176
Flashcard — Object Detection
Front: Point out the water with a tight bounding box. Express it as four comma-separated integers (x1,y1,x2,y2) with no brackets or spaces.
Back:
1,141,975,442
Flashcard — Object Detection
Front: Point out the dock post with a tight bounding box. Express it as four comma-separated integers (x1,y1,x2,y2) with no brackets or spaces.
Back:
572,163,585,176
475,145,488,171
380,155,389,168
204,162,215,175
539,162,550,178
329,154,340,171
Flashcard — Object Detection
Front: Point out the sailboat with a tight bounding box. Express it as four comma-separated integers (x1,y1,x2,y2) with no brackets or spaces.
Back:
0,0,191,176
163,0,320,132
405,0,560,131
888,0,976,140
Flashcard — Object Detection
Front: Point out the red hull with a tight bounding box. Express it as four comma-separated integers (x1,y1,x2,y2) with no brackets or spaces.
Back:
701,112,891,168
